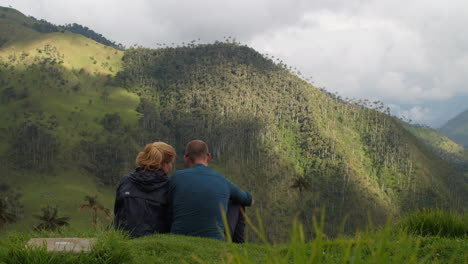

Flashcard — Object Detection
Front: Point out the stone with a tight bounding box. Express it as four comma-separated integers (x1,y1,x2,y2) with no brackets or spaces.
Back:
26,238,96,253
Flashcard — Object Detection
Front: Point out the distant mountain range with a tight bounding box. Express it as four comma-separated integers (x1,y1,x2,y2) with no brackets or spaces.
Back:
440,109,468,148
0,6,466,241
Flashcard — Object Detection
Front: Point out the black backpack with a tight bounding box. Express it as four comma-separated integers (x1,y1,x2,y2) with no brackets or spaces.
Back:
113,170,171,238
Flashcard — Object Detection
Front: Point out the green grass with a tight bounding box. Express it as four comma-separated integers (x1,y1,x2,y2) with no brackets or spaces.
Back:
0,57,138,233
2,168,115,233
0,31,123,74
0,7,46,31
0,6,123,75
0,219,466,264
0,231,132,264
0,7,42,46
398,209,468,238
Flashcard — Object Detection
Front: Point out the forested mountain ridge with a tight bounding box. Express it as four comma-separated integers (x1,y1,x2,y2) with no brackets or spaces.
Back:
440,109,468,149
402,123,468,174
0,7,466,241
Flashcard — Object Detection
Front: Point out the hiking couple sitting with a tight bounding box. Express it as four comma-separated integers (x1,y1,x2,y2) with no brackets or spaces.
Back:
113,140,253,242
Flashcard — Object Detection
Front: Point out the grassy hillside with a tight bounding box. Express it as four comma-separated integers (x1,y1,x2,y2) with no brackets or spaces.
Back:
440,109,468,148
402,123,468,173
1,7,467,242
0,27,123,75
0,7,132,233
0,7,42,46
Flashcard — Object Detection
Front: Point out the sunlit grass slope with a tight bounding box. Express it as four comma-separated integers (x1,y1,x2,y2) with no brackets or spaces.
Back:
0,31,123,75
4,168,115,232
0,6,123,75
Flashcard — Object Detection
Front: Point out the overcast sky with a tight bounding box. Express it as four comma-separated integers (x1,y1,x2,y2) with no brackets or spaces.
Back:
2,0,468,127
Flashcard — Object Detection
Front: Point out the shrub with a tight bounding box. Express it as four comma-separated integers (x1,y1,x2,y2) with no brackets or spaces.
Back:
398,209,467,238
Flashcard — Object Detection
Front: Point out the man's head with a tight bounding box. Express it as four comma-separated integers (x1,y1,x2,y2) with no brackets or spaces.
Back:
184,140,211,167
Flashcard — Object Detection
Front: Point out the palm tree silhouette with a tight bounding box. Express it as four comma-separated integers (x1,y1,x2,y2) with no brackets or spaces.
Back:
33,205,70,232
79,195,112,229
291,176,311,194
0,198,16,229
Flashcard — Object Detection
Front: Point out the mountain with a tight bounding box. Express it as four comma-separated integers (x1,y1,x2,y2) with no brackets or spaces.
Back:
116,46,467,240
440,109,468,149
402,123,468,174
1,7,467,241
0,6,122,49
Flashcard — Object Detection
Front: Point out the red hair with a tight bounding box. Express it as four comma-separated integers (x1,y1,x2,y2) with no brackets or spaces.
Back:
136,142,176,171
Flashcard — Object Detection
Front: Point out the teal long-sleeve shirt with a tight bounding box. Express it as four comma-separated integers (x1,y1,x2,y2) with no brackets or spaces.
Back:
169,164,252,241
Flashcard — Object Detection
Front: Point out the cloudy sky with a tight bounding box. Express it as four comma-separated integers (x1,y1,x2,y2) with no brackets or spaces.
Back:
2,0,468,127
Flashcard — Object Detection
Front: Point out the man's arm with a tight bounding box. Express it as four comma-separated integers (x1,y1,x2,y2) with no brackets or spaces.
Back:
166,178,176,232
226,180,253,207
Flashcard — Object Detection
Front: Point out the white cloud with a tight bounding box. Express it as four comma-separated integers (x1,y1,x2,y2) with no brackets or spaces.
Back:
250,11,430,99
389,104,432,123
249,4,468,125
2,0,311,46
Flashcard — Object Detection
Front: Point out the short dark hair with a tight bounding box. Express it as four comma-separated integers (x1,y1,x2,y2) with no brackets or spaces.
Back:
185,140,209,162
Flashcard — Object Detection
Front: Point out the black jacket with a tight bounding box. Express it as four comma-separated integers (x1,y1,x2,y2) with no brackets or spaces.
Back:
113,168,171,238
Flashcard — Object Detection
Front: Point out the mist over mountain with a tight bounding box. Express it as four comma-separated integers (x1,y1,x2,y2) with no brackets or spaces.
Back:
0,7,466,241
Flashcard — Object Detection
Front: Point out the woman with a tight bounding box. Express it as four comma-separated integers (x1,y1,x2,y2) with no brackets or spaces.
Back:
114,142,175,238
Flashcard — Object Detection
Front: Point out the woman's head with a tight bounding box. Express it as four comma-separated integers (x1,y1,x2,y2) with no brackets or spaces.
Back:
136,142,176,173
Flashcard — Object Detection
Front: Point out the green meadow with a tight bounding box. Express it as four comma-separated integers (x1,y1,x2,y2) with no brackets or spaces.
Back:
3,168,115,232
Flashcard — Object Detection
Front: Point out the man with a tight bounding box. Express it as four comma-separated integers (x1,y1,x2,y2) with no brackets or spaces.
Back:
169,140,253,242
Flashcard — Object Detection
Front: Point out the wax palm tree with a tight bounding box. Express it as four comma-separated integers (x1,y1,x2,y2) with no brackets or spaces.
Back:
0,198,16,229
33,205,70,232
79,195,112,229
291,176,311,194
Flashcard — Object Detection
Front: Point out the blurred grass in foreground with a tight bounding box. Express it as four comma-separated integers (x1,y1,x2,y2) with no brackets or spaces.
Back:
398,209,467,238
0,209,466,263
